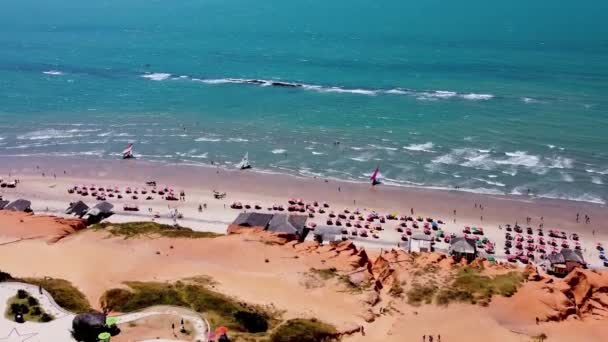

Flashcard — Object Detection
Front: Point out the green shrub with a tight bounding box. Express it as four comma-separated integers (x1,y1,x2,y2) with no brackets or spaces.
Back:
23,278,92,313
40,313,53,322
10,303,22,315
270,319,337,342
31,306,42,316
0,271,13,282
91,222,221,239
436,268,524,305
27,296,39,307
234,310,269,333
17,289,28,299
406,284,438,305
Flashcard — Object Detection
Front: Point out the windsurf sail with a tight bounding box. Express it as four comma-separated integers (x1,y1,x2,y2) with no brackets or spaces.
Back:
122,143,134,159
370,166,381,185
237,152,251,169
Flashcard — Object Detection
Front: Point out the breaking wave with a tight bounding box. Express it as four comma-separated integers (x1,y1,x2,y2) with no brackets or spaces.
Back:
141,73,172,81
42,70,64,76
141,72,495,100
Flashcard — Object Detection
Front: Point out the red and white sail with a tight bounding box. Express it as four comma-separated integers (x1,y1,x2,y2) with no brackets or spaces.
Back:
370,166,380,185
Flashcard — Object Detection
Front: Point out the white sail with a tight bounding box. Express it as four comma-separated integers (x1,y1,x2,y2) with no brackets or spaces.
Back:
237,152,251,169
122,143,134,159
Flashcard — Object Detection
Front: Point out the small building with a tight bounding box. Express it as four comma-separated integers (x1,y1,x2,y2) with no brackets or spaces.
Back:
449,237,477,262
231,212,274,228
409,234,434,253
312,225,344,243
547,248,586,276
268,214,309,241
4,199,32,213
83,201,114,225
65,201,90,218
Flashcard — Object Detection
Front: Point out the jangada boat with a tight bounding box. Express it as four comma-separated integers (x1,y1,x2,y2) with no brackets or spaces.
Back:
122,143,135,159
236,152,251,170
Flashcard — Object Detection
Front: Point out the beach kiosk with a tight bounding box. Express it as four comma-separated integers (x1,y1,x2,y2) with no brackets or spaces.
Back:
449,237,477,262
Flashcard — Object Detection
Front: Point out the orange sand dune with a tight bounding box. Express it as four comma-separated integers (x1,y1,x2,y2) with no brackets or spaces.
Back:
1,212,607,341
0,211,85,243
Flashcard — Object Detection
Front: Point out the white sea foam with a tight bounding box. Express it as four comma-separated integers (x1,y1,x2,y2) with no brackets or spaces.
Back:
586,168,608,175
115,133,134,137
195,136,221,142
320,87,377,96
522,97,538,103
547,156,573,169
488,174,498,178
461,153,494,170
350,146,364,151
461,93,494,100
478,149,491,153
17,129,88,140
547,144,555,149
537,192,606,205
226,138,249,142
591,176,604,185
496,151,540,168
43,70,64,76
311,151,325,155
369,144,398,151
141,73,172,81
271,149,287,154
385,89,409,95
190,153,208,159
473,178,506,187
560,172,574,182
403,142,434,152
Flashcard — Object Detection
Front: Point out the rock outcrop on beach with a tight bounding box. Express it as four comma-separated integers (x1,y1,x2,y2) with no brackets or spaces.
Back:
495,267,608,324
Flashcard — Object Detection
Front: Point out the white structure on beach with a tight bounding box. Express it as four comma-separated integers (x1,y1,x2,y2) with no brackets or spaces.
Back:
409,234,434,253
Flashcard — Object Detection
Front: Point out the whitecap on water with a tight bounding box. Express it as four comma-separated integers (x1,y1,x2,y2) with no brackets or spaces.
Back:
141,73,172,81
403,142,434,152
271,149,287,154
43,70,64,76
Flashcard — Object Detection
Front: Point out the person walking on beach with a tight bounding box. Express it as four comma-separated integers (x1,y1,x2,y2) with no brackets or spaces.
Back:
422,335,426,342
576,213,580,222
429,336,434,342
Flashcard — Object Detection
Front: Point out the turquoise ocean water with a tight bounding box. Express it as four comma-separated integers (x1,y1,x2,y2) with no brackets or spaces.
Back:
1,0,607,204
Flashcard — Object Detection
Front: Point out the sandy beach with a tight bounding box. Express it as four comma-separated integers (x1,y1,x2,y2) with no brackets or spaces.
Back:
1,155,607,268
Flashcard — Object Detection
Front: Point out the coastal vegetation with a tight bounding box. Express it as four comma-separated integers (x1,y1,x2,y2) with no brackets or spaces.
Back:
4,289,53,322
100,280,278,334
406,267,524,306
91,222,222,239
100,279,339,341
22,278,92,313
270,319,338,342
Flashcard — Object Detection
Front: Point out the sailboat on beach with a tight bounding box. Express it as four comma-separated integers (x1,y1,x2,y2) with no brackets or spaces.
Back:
122,143,135,159
370,166,381,186
237,152,251,170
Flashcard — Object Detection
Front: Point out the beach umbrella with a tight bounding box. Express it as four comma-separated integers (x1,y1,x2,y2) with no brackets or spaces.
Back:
215,326,228,335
